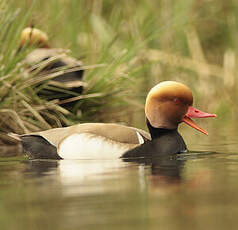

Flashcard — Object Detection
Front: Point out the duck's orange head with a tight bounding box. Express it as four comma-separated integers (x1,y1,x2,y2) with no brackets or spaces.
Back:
145,81,216,135
19,27,50,49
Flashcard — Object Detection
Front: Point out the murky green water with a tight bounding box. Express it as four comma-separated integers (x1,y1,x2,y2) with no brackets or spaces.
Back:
1,122,238,230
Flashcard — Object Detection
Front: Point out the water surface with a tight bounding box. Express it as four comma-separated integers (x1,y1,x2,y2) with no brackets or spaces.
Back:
1,124,238,230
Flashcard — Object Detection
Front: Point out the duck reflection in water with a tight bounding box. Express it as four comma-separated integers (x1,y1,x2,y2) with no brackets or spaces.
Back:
23,153,186,189
124,153,185,186
23,160,59,178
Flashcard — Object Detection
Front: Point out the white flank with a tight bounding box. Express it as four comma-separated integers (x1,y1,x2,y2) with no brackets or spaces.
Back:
58,133,134,159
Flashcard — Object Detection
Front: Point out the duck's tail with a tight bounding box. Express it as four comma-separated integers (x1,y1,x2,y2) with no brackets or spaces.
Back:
7,133,22,142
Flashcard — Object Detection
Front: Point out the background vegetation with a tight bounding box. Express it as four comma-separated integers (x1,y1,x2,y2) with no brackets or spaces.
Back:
1,0,238,144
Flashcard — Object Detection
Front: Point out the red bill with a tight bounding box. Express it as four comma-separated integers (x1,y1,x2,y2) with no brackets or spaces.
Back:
182,106,217,135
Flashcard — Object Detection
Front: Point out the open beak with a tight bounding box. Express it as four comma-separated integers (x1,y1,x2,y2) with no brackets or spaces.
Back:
182,106,217,135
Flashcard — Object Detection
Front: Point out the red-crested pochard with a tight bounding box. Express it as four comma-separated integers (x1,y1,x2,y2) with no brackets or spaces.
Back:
9,81,216,159
19,27,85,108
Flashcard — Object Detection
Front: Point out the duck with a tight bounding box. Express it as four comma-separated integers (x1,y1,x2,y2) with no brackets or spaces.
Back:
19,27,85,110
9,81,216,160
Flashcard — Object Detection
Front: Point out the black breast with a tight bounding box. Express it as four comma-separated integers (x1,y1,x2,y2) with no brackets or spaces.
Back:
122,120,187,158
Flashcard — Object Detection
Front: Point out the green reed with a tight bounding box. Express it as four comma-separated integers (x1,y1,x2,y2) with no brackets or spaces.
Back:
1,0,238,138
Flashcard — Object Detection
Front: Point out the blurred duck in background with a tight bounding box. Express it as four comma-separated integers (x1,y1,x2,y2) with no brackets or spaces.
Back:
19,27,86,111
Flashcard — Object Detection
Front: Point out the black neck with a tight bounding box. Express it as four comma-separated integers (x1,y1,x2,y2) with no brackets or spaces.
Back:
146,119,177,139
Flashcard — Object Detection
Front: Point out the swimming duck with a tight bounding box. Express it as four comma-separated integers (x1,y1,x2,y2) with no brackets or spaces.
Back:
9,81,216,159
19,27,85,109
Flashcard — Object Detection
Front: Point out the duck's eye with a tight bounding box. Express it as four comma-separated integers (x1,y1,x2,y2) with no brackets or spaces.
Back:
173,98,180,103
